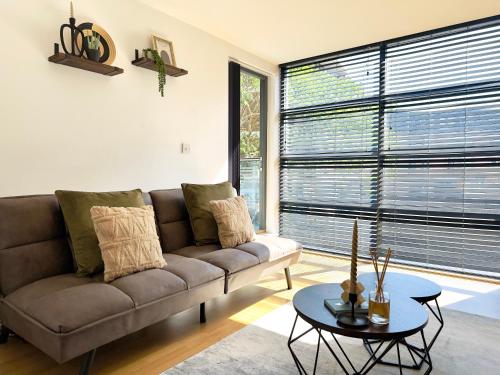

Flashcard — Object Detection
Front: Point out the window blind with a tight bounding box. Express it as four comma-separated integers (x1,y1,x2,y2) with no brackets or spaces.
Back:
280,47,381,259
280,16,500,277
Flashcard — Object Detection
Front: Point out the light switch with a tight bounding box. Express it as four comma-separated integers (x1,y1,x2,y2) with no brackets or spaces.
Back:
181,143,191,153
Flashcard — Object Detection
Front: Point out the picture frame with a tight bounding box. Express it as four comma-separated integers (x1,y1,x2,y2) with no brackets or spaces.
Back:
151,34,176,66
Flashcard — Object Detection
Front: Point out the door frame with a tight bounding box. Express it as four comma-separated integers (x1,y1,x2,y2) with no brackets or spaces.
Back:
228,61,267,230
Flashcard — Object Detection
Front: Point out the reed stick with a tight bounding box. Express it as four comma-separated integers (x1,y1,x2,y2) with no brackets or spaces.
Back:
376,248,392,302
370,249,380,284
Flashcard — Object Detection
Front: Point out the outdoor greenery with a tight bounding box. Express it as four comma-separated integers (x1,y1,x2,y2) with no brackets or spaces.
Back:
239,63,368,157
285,63,366,108
240,72,261,158
284,63,374,154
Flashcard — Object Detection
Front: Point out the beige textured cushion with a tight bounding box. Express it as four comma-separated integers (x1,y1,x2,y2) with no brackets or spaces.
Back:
90,206,166,282
209,196,255,248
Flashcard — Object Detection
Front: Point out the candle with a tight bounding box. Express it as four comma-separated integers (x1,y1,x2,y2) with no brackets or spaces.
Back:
70,1,74,18
349,219,358,293
349,219,358,294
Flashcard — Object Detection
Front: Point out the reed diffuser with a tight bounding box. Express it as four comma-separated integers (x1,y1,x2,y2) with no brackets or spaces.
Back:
368,248,392,325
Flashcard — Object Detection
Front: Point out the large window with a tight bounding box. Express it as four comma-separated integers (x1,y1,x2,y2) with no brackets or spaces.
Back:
279,16,500,277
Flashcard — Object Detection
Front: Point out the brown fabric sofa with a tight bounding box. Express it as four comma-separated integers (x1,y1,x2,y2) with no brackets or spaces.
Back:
0,189,301,374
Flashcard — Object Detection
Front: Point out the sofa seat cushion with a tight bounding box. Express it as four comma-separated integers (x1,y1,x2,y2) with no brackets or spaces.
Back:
5,274,134,333
170,244,221,258
196,248,259,274
163,254,225,289
111,269,186,306
236,235,302,263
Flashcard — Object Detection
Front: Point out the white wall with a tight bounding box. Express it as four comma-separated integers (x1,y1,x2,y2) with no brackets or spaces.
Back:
0,0,281,232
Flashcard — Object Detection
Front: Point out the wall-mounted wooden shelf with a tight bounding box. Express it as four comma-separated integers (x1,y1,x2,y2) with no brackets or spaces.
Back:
131,57,188,77
48,53,124,76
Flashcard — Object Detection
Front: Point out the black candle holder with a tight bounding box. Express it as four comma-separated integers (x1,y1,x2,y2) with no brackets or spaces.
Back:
337,292,369,327
59,16,84,57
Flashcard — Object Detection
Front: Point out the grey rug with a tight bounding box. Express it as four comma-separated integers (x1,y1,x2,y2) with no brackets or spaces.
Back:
162,303,500,374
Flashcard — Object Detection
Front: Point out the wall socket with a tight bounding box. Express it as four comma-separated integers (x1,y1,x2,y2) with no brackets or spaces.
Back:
181,143,191,154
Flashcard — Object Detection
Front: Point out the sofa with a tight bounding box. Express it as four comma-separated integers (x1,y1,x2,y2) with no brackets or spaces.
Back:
0,189,302,374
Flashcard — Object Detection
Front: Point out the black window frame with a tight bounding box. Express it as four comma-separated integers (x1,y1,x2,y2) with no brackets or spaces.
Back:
228,61,268,230
279,15,500,278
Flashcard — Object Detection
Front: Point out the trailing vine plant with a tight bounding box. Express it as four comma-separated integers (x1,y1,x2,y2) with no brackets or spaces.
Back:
143,48,166,97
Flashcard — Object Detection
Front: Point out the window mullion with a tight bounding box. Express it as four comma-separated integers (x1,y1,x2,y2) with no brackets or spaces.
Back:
375,43,386,251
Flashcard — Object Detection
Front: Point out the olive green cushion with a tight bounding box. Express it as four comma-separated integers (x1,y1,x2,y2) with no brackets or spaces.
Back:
55,189,145,276
181,182,236,245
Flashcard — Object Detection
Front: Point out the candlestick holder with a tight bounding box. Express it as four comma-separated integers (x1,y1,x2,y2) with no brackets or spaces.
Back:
59,2,84,56
337,292,369,327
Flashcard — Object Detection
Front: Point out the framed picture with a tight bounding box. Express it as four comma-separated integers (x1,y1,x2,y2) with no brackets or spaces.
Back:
152,35,176,66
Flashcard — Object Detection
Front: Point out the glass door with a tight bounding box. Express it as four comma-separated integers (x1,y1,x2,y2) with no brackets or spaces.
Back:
240,68,266,230
228,62,267,231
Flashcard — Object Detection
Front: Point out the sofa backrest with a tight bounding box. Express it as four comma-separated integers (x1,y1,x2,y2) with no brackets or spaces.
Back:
150,189,194,251
0,195,73,296
0,190,189,296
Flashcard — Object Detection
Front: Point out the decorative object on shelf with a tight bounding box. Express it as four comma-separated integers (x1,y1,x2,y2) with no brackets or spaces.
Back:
152,34,176,66
76,22,116,64
368,248,393,325
50,2,123,76
336,219,369,327
59,1,84,56
143,48,166,97
84,31,101,62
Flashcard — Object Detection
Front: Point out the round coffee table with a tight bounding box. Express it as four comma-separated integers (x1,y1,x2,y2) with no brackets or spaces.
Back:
358,272,443,370
288,283,432,375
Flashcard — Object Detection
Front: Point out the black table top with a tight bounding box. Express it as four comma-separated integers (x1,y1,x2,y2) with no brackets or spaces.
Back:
293,283,428,340
358,272,442,303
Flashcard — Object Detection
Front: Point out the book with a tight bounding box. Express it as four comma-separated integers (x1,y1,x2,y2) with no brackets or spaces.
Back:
324,298,369,316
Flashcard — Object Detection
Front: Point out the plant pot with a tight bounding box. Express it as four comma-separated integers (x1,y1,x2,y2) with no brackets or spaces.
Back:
86,49,100,62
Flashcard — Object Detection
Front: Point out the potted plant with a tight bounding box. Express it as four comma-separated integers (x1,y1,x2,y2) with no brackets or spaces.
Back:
85,31,101,62
143,48,166,97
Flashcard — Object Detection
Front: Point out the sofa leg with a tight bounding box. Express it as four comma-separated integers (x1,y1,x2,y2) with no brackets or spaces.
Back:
0,325,11,344
223,273,229,294
200,302,206,324
284,267,292,290
79,349,96,375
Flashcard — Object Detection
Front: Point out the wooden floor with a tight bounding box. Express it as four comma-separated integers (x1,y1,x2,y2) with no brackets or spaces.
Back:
0,252,498,375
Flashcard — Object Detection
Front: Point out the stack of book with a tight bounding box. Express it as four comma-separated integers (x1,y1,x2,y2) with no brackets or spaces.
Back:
324,298,369,316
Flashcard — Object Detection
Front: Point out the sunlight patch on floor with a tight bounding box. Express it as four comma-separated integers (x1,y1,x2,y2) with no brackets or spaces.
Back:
247,303,319,343
229,293,290,325
435,290,476,306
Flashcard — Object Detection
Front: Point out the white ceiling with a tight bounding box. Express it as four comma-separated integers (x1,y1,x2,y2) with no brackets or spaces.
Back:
141,0,500,65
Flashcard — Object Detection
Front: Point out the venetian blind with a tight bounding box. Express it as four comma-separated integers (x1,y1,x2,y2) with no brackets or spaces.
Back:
280,16,500,277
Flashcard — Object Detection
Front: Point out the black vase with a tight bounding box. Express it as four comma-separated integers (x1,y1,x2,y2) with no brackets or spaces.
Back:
86,49,100,62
